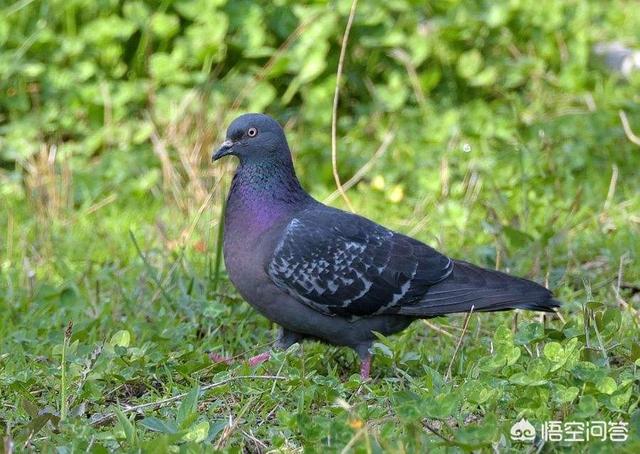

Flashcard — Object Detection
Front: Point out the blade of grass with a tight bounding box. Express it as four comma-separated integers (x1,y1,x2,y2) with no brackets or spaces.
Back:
129,230,172,304
212,195,227,292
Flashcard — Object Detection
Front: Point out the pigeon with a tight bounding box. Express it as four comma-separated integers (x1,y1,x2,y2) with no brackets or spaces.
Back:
212,113,560,379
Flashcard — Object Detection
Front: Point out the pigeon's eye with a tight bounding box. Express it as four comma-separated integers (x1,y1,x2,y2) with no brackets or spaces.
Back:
247,127,258,138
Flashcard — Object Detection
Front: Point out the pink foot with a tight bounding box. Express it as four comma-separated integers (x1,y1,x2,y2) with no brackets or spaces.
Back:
209,353,233,365
248,351,271,367
360,355,371,380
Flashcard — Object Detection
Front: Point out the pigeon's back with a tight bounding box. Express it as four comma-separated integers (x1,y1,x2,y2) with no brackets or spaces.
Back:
266,204,559,319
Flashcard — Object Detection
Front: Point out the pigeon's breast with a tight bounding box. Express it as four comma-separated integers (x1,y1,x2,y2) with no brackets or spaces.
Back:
221,199,290,305
222,213,262,294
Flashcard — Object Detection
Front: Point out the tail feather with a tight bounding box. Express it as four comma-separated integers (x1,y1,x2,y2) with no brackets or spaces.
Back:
398,260,560,317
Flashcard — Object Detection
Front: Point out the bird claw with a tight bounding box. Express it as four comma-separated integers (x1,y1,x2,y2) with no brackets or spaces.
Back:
247,351,271,366
210,351,271,367
209,352,233,365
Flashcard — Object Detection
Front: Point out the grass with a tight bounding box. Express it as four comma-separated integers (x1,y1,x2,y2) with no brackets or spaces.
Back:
1,1,640,451
1,107,639,451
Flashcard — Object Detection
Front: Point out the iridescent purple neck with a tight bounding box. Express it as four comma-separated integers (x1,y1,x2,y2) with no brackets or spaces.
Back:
225,159,311,236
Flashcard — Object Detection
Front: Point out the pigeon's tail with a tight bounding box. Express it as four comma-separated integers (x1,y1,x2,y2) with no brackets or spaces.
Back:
398,260,560,317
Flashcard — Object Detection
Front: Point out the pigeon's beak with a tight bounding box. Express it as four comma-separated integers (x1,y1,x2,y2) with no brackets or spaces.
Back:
212,139,235,161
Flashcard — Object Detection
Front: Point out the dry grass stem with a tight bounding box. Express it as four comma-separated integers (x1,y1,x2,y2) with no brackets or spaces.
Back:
324,129,395,203
422,320,456,339
619,110,640,146
331,0,359,213
445,306,474,381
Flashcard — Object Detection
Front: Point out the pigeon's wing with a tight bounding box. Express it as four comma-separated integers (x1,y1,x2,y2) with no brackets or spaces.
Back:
396,260,560,316
266,207,453,317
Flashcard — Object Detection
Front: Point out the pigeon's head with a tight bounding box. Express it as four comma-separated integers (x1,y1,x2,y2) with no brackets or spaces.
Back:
212,113,290,164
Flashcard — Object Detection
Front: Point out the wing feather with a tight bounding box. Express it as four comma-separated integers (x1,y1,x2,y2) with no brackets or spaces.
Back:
266,207,453,317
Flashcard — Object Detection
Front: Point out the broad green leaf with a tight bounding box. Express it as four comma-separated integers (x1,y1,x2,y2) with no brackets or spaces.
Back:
183,420,210,443
392,391,423,421
150,13,180,40
596,376,617,395
505,346,521,366
471,66,498,86
509,372,547,386
114,408,137,444
177,387,200,427
141,417,178,434
514,322,545,345
543,342,564,362
206,420,228,443
465,381,497,405
457,50,483,79
493,325,514,346
423,392,459,419
502,226,535,249
575,395,598,418
372,342,393,358
554,384,579,403
454,414,499,448
572,361,605,382
110,330,130,348
509,372,531,385
247,81,276,113
609,386,632,410
298,41,328,84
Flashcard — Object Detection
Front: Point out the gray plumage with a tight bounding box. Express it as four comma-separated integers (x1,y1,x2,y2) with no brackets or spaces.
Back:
212,113,560,378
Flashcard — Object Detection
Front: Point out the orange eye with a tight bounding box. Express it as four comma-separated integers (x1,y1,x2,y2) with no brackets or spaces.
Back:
247,127,257,137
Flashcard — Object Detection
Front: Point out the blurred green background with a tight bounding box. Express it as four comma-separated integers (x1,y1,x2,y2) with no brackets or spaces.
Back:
1,0,639,451
2,0,639,264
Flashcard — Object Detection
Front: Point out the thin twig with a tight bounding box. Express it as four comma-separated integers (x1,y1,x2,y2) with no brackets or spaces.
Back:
619,110,640,146
90,375,285,426
423,421,452,443
407,214,429,238
603,164,618,211
445,306,474,381
340,427,365,454
613,255,638,324
613,285,640,323
331,0,359,212
241,430,269,450
84,193,117,216
99,81,113,148
216,395,261,449
60,321,73,421
421,320,455,339
592,314,610,368
68,341,105,410
324,129,395,203
616,254,625,297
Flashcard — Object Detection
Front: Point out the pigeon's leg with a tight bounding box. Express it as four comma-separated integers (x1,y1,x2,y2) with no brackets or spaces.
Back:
275,327,304,350
209,352,234,364
247,328,303,366
356,343,373,380
360,355,372,380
